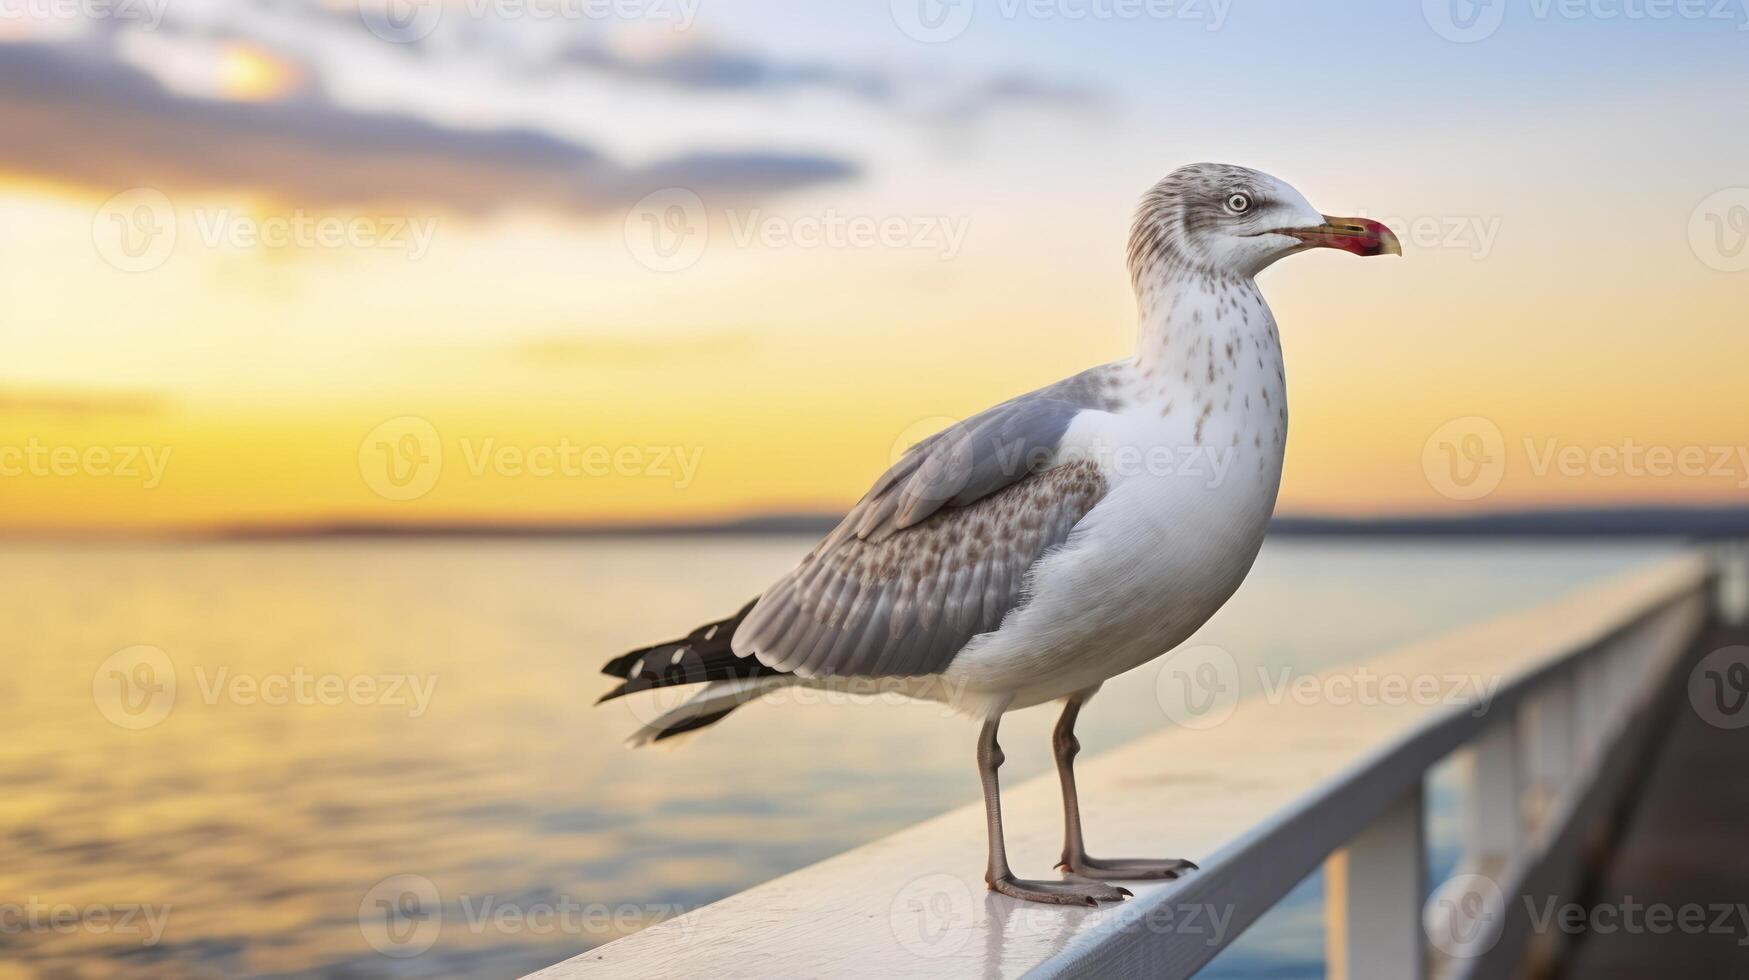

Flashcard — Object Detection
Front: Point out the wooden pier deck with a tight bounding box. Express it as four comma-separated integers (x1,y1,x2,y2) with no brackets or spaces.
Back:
1559,622,1749,979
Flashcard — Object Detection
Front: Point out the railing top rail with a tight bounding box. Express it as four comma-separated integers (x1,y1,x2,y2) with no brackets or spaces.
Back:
529,552,1711,980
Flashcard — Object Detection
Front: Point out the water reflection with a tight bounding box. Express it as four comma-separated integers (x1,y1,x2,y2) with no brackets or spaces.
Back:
2,537,1673,976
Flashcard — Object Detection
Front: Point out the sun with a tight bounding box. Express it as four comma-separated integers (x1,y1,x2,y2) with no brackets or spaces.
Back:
214,42,302,104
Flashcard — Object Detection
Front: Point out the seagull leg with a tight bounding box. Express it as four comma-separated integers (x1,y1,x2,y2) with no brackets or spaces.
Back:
1053,692,1198,881
978,714,1130,906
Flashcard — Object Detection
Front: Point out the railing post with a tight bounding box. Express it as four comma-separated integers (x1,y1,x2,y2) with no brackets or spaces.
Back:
1575,657,1603,765
1464,714,1521,871
1719,540,1749,626
1326,784,1427,980
1526,676,1572,833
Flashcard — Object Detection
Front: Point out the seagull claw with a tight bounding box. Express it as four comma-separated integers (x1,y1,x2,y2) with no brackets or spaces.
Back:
1059,855,1199,880
987,873,1129,906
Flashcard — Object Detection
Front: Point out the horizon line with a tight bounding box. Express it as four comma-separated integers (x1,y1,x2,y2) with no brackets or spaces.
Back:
6,503,1749,543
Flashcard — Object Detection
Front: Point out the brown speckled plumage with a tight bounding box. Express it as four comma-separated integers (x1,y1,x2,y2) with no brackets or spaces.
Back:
737,460,1108,678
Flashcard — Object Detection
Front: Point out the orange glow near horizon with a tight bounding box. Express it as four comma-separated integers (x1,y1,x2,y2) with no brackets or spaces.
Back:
4,81,1748,534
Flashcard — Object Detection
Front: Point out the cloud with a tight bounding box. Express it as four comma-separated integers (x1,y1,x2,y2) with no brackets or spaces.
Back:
964,73,1103,112
552,37,1105,122
555,38,894,101
0,387,169,418
0,37,858,214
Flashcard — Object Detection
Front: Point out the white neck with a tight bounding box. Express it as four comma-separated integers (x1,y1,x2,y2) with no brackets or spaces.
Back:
1134,272,1276,374
1123,269,1287,456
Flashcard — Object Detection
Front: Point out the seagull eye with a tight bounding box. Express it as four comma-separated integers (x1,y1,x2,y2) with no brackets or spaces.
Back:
1225,193,1253,215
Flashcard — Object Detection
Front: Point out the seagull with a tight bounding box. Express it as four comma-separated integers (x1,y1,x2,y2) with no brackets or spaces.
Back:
598,164,1399,906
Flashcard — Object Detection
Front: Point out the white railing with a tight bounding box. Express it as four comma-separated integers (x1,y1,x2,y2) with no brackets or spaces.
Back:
531,551,1723,980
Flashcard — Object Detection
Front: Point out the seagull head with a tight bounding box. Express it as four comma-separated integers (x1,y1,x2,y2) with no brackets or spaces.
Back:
1129,163,1401,282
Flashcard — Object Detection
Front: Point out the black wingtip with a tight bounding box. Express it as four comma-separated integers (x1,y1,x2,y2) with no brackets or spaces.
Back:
602,646,654,679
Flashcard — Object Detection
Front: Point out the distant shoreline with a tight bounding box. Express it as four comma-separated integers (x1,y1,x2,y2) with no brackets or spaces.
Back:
9,506,1749,543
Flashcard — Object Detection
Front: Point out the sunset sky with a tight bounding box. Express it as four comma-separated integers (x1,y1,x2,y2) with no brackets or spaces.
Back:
2,0,1746,533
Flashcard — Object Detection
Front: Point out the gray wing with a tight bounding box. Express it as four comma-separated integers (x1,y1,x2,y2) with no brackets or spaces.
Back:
733,365,1121,679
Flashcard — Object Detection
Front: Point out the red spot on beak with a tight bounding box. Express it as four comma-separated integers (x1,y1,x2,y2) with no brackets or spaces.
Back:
1284,216,1403,257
